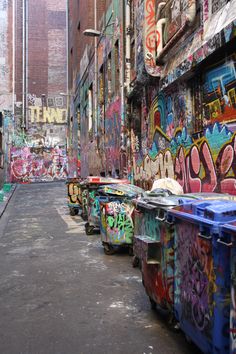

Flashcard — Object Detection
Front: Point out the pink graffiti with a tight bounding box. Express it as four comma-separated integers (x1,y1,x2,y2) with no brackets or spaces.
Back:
175,137,236,194
10,147,68,183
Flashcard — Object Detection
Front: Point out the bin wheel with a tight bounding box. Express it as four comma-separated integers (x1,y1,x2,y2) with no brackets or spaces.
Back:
103,243,115,255
132,256,139,268
149,297,156,310
85,223,94,235
70,207,78,216
128,246,134,256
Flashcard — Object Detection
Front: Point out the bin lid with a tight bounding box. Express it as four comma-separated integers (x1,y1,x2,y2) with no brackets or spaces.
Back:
82,176,130,185
135,195,196,209
183,192,236,200
168,199,236,226
146,188,173,197
220,221,236,234
98,183,145,197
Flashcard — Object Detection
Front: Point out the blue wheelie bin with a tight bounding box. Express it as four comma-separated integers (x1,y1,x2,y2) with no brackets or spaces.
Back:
220,221,236,354
168,199,236,354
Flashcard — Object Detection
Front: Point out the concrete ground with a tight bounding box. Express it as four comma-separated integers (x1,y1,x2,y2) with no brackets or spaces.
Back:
0,182,201,354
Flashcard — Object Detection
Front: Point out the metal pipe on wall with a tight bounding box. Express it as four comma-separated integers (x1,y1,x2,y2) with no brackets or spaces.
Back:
94,0,98,138
120,0,126,176
22,0,28,130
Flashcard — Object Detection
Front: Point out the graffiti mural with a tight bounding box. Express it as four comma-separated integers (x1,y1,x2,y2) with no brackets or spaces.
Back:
203,57,236,124
135,122,236,194
134,56,236,195
10,147,67,183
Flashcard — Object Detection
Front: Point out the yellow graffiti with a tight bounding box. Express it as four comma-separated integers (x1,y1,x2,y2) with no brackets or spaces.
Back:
205,99,221,119
29,106,67,124
135,150,174,181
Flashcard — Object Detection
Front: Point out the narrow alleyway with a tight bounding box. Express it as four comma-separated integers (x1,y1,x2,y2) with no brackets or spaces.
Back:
0,183,201,354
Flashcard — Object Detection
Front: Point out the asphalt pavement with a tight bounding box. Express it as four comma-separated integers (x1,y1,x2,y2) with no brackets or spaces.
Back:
0,182,201,354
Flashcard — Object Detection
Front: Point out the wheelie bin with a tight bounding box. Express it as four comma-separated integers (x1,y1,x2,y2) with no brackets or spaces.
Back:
167,199,236,354
220,221,236,354
133,195,197,313
66,178,82,216
98,184,145,255
83,176,129,235
132,189,178,268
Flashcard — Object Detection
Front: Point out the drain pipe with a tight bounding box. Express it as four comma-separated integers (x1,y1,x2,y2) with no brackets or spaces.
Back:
125,0,131,93
120,0,126,173
157,0,196,62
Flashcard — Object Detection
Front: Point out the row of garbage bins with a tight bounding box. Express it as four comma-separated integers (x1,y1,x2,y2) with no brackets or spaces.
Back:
67,176,236,354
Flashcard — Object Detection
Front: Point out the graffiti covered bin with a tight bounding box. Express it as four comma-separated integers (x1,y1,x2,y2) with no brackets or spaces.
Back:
219,221,236,354
132,189,184,268
133,195,196,313
84,177,129,235
66,178,83,216
167,200,236,354
98,184,145,255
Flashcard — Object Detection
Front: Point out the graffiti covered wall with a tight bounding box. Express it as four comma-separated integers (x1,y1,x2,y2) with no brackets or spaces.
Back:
10,146,67,183
133,55,236,195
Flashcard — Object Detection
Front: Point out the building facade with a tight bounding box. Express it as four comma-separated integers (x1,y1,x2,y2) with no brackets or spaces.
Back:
68,0,236,194
0,0,68,184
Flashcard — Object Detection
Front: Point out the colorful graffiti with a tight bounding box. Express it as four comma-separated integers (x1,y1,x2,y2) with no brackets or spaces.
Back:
105,98,121,172
67,180,81,206
136,207,175,308
135,122,236,194
203,57,236,124
175,222,216,333
88,190,101,223
105,201,134,244
29,106,67,124
134,58,236,195
143,0,162,76
10,147,67,183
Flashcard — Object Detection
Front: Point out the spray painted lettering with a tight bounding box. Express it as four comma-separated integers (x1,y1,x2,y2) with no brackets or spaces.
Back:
29,106,67,124
106,201,134,244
